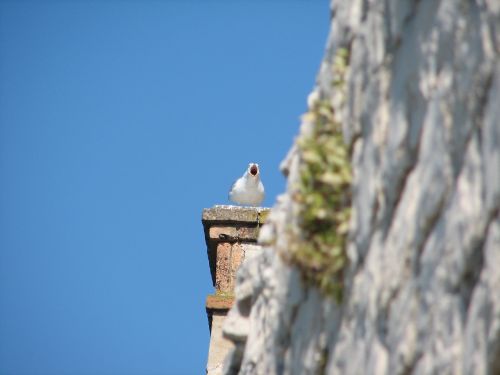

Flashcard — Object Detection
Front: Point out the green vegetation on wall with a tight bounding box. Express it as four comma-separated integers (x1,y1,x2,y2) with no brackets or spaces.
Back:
287,48,351,302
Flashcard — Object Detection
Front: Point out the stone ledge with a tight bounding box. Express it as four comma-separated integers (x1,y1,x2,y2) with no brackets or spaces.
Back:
202,205,269,372
202,205,270,224
208,226,259,242
206,294,234,311
202,205,271,288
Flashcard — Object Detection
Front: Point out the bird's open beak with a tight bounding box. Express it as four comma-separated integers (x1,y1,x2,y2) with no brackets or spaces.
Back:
249,164,259,176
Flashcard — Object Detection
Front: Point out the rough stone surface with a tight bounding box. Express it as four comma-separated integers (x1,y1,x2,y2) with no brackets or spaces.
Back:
203,205,269,287
203,206,270,224
222,1,500,374
203,206,268,375
206,295,234,311
231,244,244,285
215,243,234,293
207,314,235,375
214,243,259,294
241,244,261,261
209,226,260,242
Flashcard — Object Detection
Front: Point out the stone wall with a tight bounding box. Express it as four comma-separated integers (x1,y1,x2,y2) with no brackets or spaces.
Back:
202,206,269,375
222,1,500,374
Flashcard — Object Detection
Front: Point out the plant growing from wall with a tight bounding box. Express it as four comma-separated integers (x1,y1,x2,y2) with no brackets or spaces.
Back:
287,48,351,303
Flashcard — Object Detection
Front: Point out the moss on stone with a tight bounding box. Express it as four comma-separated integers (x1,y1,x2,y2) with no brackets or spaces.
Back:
287,48,351,303
214,291,235,299
258,209,270,225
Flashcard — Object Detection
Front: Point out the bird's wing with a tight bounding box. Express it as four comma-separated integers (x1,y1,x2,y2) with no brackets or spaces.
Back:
230,174,246,192
229,178,240,200
229,179,237,194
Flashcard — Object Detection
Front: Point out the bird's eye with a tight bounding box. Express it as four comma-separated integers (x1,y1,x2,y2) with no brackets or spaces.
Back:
250,165,258,176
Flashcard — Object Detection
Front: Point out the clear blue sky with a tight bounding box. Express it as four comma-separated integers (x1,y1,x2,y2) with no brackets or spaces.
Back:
0,1,329,374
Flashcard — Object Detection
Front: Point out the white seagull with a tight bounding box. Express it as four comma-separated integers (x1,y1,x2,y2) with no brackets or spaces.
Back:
229,163,265,206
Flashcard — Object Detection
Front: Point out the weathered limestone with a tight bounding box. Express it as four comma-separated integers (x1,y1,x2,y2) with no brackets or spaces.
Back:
202,205,269,375
222,1,500,374
207,313,234,375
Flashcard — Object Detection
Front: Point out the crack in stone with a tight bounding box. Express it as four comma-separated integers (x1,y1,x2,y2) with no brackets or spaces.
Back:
413,193,447,276
461,207,499,315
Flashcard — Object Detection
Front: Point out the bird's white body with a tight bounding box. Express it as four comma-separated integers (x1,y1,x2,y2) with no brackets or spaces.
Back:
229,163,265,206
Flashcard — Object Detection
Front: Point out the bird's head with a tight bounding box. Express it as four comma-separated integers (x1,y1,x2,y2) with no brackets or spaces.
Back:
247,163,260,178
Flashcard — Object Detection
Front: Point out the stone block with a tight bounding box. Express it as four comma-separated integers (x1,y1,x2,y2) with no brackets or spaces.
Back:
215,243,247,293
242,243,262,261
231,243,244,278
202,205,270,224
202,204,267,375
206,294,234,311
206,313,234,375
209,226,259,242
215,243,233,293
